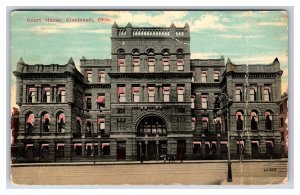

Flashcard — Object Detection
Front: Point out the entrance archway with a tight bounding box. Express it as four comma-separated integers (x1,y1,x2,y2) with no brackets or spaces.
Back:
136,115,167,161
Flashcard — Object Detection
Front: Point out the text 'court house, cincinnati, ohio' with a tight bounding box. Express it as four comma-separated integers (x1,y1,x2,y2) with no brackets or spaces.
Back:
12,22,283,163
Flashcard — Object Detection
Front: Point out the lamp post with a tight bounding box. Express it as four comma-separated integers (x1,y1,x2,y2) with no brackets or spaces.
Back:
217,93,233,182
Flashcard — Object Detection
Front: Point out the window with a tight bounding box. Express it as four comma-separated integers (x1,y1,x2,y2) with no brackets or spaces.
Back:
201,95,208,109
148,86,155,102
118,59,125,72
265,112,272,130
192,117,195,131
148,57,155,72
42,87,51,103
214,117,222,132
177,49,184,71
202,117,208,132
96,94,105,109
191,72,195,83
86,97,92,109
86,70,92,82
75,117,82,135
264,85,271,101
118,86,126,102
102,143,110,155
74,143,82,156
201,71,207,83
42,113,50,132
25,113,35,134
177,59,184,71
236,112,243,130
85,119,92,135
177,86,184,102
163,86,170,102
25,144,33,158
99,71,105,83
57,113,65,133
235,86,242,102
214,71,220,82
132,57,140,72
137,116,167,136
27,87,36,103
56,143,64,157
250,111,258,130
249,86,257,101
280,118,284,127
132,86,140,102
98,117,105,137
193,141,201,154
191,95,195,109
117,118,126,131
57,86,65,103
163,57,170,71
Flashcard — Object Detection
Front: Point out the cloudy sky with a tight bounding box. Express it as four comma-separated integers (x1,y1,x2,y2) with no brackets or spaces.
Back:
10,10,288,108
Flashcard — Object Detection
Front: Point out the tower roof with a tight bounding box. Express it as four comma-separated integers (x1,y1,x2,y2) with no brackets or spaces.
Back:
170,23,176,28
17,57,25,64
126,22,132,28
112,21,118,28
184,22,189,28
226,58,232,64
273,57,279,63
68,57,75,65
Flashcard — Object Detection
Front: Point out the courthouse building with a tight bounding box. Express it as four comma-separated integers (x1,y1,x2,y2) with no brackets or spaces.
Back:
12,22,284,163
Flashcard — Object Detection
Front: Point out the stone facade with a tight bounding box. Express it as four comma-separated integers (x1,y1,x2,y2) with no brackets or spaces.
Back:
12,23,283,163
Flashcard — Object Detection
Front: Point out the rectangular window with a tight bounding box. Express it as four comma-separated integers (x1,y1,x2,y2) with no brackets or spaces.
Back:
86,97,92,109
99,118,105,130
42,87,51,103
148,57,155,72
191,95,195,109
132,86,140,102
118,59,125,72
132,58,140,72
191,72,195,83
163,86,170,102
249,86,257,101
57,86,65,103
163,57,170,71
177,86,185,102
192,117,195,131
86,70,92,82
214,71,220,82
102,143,110,155
96,94,105,109
148,86,155,102
27,87,36,103
177,59,184,71
264,85,271,101
201,71,207,83
99,71,105,83
202,117,208,131
118,86,126,102
235,86,242,101
201,95,208,109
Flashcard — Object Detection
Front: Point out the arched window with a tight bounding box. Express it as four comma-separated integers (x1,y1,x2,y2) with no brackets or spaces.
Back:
265,111,272,130
86,119,92,135
25,112,35,134
76,117,82,136
117,49,125,72
176,49,184,71
250,111,258,130
162,50,170,71
132,49,140,72
147,49,155,72
214,117,222,132
236,111,244,130
137,116,167,137
41,113,50,132
56,113,65,133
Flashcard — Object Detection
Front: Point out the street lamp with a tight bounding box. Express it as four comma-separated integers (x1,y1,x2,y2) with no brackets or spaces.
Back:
216,93,233,182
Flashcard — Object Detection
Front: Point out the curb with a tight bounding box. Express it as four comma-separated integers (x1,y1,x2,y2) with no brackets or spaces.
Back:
11,159,288,167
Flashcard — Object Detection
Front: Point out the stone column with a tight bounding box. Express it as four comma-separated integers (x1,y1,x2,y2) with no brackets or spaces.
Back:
110,141,117,160
186,139,193,160
244,138,251,159
258,84,263,101
156,139,159,160
81,141,85,158
48,142,55,162
145,139,148,161
201,141,205,158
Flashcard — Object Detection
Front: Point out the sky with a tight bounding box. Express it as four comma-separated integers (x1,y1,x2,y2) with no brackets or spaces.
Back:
10,10,289,108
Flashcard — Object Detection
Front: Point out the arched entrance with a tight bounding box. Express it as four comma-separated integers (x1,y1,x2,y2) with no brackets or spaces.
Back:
136,116,167,161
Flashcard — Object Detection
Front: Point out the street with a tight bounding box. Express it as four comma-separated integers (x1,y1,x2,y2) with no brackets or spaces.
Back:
10,160,288,185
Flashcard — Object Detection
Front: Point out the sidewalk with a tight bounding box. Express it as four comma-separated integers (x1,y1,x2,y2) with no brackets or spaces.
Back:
11,158,288,167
